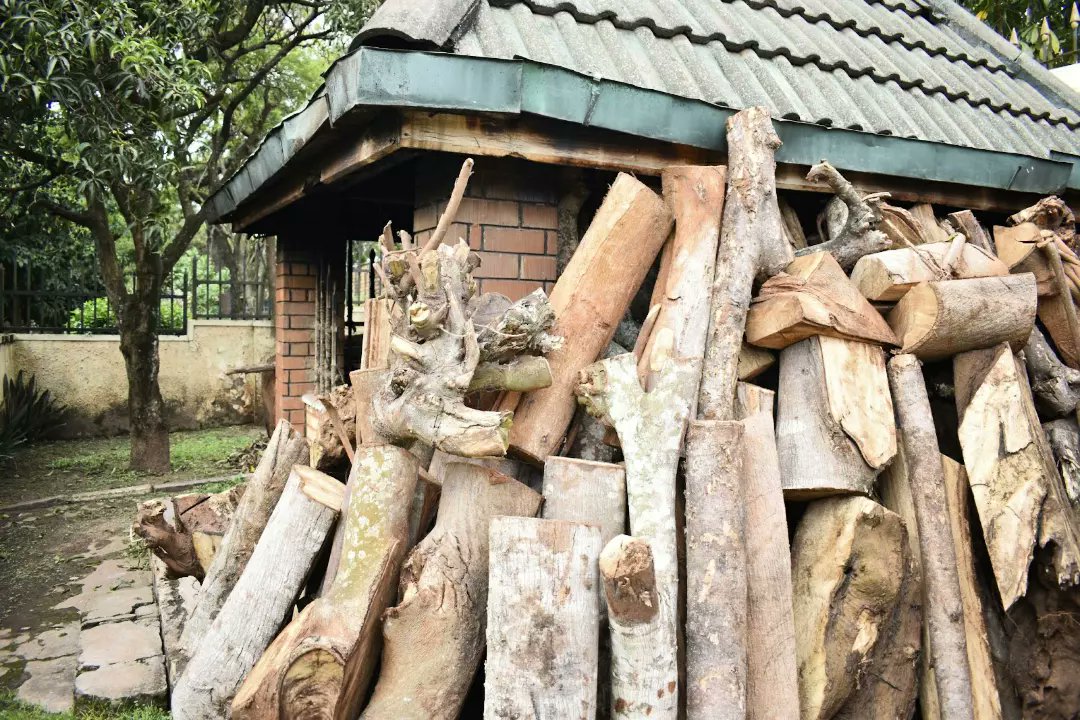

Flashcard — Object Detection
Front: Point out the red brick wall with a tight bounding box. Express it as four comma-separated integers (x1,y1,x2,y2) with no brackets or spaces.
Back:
274,242,317,426
413,157,559,301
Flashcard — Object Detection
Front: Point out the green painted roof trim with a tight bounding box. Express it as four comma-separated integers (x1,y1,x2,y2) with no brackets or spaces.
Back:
209,47,1078,223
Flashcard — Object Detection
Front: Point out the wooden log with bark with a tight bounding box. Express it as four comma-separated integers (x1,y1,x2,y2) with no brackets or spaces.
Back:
1044,417,1080,513
1025,326,1080,419
911,203,951,244
954,343,1080,609
500,172,672,463
307,383,356,470
737,344,775,381
775,335,896,498
736,408,801,720
887,354,975,720
698,106,793,421
791,496,921,720
745,252,898,350
684,419,746,720
172,466,344,720
880,203,928,248
577,351,700,718
887,274,1037,360
946,209,996,255
177,420,308,674
372,159,560,458
230,446,418,720
485,517,602,720
795,161,891,269
361,463,541,720
133,484,243,580
850,241,1009,302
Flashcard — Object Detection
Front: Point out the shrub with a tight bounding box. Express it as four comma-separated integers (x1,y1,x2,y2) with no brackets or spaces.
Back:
0,371,67,462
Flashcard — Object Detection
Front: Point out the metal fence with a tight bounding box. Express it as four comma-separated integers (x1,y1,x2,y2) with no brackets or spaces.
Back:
190,252,272,321
345,240,381,337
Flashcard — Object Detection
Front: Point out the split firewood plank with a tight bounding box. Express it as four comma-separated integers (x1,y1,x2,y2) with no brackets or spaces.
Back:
361,297,396,370
735,409,800,720
776,335,896,498
172,466,344,720
887,274,1037,360
232,446,418,719
1024,327,1080,419
850,242,1009,302
791,496,920,720
698,106,793,421
684,419,746,720
737,344,775,381
887,354,975,720
485,517,602,720
361,463,541,720
795,161,890,269
638,165,725,390
745,252,898,350
880,203,927,248
176,420,308,675
734,381,774,420
911,203,951,244
947,210,996,254
954,343,1080,609
779,195,807,251
500,173,672,463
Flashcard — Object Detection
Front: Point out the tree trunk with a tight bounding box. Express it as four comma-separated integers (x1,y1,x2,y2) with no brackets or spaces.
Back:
954,343,1080,609
120,290,170,473
776,335,896,498
485,517,602,720
683,420,746,720
737,409,801,720
887,354,975,720
698,106,793,421
232,445,420,720
791,496,920,720
577,352,701,718
887,275,1037,360
850,241,1009,302
177,420,308,675
501,173,673,463
172,466,344,720
746,251,898,350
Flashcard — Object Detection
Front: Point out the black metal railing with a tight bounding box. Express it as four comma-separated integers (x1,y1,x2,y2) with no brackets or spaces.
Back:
191,252,272,321
345,240,381,337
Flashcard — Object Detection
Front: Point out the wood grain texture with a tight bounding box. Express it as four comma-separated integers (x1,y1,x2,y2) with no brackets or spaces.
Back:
850,242,1008,302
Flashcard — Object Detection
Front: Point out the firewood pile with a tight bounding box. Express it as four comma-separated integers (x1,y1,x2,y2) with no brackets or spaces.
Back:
138,106,1080,719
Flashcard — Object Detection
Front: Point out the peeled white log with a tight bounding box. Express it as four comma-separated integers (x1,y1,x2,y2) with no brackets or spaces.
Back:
850,242,1008,302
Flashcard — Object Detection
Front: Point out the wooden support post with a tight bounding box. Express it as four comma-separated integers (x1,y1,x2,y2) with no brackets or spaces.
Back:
501,173,672,463
791,496,920,720
177,420,309,674
172,467,344,720
485,517,602,720
360,463,541,720
775,335,896,498
232,446,418,719
887,354,975,720
684,420,746,720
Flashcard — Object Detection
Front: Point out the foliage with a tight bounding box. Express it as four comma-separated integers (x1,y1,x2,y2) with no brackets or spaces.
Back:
0,691,170,718
0,371,66,461
962,0,1080,66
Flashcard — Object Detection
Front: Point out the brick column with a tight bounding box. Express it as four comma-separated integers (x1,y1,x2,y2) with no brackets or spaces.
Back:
413,157,560,301
274,241,317,426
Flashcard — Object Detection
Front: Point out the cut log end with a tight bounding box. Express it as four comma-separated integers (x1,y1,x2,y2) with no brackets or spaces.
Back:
600,535,658,625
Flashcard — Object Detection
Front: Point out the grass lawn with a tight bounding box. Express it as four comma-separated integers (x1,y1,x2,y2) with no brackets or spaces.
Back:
0,425,265,507
0,692,169,719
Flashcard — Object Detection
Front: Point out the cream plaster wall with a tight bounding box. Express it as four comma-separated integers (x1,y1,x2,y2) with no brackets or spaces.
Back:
5,320,274,437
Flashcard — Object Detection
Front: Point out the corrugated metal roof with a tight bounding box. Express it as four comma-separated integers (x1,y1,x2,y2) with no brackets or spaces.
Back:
358,0,1080,158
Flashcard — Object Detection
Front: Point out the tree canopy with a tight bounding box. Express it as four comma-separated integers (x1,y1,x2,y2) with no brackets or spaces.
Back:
962,0,1079,66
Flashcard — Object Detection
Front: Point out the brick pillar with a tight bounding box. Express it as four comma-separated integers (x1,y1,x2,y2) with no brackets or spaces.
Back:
274,240,317,426
413,157,559,301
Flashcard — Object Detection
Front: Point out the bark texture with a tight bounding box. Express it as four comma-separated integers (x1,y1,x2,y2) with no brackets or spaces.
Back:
850,241,1009,302
485,517,602,720
1025,326,1080,419
795,161,890,269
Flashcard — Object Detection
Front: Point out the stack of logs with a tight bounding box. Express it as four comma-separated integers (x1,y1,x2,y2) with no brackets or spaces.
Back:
140,106,1080,720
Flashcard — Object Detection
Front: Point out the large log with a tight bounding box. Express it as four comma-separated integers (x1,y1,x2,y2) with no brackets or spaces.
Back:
177,420,309,674
1045,417,1080,513
776,335,896,498
485,517,602,720
361,463,541,720
698,106,793,421
231,446,418,720
638,165,725,391
360,298,395,370
1024,326,1080,419
850,241,1009,302
500,173,672,463
888,354,975,720
737,409,801,720
684,420,746,720
172,466,344,720
601,535,677,720
746,252,898,350
887,275,1037,360
577,352,700,718
791,496,920,720
954,343,1080,609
